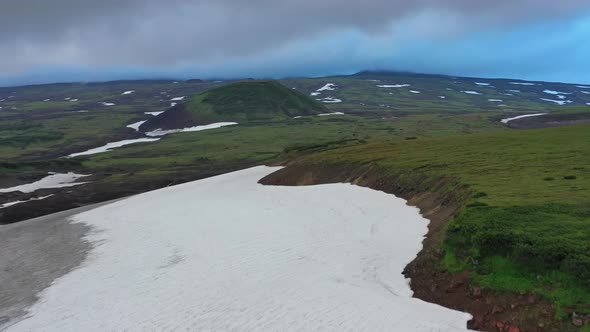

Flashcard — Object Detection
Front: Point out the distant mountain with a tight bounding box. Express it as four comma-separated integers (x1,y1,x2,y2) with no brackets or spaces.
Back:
140,80,328,131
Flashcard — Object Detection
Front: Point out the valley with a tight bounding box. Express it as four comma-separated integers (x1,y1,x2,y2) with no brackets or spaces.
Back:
1,72,589,331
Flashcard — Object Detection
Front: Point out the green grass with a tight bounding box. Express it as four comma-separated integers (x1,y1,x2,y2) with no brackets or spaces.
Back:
0,112,138,161
82,112,503,173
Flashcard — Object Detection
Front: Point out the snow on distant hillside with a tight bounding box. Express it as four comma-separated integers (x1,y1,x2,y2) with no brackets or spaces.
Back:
145,122,238,137
540,98,573,105
0,173,89,193
377,84,411,88
501,113,547,124
67,138,160,157
316,83,336,92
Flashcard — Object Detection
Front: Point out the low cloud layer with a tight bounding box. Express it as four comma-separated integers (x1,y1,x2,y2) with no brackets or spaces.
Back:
2,0,590,83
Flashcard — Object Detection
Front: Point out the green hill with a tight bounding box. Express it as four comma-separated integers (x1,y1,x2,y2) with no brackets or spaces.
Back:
141,81,329,131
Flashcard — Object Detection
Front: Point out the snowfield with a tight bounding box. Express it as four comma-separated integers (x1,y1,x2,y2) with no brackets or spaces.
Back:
67,138,160,157
316,83,337,92
317,111,345,116
540,98,573,105
7,167,471,331
461,90,482,95
0,173,88,193
0,195,53,209
126,120,147,131
145,122,238,137
377,84,410,88
509,82,537,86
543,89,571,95
144,111,164,116
316,97,342,103
501,113,547,124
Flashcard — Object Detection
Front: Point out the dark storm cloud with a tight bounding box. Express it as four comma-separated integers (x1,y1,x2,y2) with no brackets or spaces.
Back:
1,0,590,75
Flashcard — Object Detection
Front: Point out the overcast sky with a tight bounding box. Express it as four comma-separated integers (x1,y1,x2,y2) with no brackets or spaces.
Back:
2,0,590,85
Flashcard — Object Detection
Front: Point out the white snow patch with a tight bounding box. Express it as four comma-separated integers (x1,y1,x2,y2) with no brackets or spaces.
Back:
64,97,70,100
145,122,238,137
581,91,590,95
68,138,160,158
509,82,537,86
122,90,135,95
170,96,186,101
43,99,51,102
438,96,446,99
101,102,116,106
501,113,547,124
377,84,410,88
8,166,472,332
126,120,147,131
0,173,89,193
170,102,177,107
0,195,54,209
317,97,342,103
540,98,573,105
475,82,490,86
488,99,503,102
75,110,89,113
144,111,164,116
69,99,79,102
544,89,572,95
576,85,590,89
586,103,590,106
409,90,421,94
461,90,482,95
508,89,521,93
502,93,514,96
316,83,337,92
317,112,345,116
310,92,321,96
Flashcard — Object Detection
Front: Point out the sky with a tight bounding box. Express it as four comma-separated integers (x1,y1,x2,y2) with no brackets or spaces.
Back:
2,0,590,86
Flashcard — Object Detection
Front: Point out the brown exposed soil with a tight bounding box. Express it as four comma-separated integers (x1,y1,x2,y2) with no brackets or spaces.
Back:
260,162,574,332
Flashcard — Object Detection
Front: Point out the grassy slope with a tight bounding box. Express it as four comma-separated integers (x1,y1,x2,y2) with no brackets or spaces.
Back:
182,81,329,123
82,112,504,177
288,124,590,317
0,80,220,162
